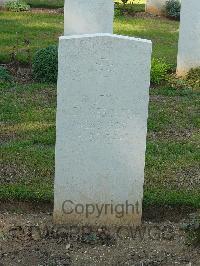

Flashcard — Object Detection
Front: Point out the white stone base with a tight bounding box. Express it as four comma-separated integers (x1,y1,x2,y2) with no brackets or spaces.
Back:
54,33,152,226
177,0,200,76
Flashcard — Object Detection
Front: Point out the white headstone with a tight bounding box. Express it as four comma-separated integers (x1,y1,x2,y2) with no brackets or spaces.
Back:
54,33,152,226
0,0,9,6
146,0,167,15
64,0,114,35
177,0,200,76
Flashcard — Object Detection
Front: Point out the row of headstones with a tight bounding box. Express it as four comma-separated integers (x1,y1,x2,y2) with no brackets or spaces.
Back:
146,0,199,74
0,0,7,4
0,0,181,13
64,0,200,76
0,0,178,12
54,0,200,226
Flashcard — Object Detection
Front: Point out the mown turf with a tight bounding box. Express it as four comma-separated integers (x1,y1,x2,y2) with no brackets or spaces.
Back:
114,17,179,65
0,11,63,63
1,82,199,207
0,10,178,64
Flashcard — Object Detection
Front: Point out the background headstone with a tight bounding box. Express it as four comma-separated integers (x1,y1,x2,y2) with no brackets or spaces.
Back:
0,0,9,6
177,0,200,76
64,0,114,35
146,0,168,15
146,0,181,15
54,33,152,226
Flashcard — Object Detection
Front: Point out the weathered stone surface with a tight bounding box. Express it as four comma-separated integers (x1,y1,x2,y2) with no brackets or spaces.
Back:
146,0,167,15
54,33,152,226
177,0,200,76
146,0,181,15
0,0,9,6
64,0,114,35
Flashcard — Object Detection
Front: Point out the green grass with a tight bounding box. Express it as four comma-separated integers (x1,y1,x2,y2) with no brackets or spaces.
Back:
0,9,179,64
0,11,63,63
114,17,179,65
1,82,200,207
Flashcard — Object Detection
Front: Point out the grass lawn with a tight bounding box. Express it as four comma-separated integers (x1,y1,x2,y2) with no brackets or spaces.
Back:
1,82,200,206
0,11,64,63
0,9,178,65
0,9,200,207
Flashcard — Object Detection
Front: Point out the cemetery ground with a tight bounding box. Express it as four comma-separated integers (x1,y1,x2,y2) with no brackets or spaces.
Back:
0,6,200,266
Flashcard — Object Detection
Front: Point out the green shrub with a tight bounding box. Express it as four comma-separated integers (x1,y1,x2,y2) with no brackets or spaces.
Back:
32,45,58,83
115,3,123,17
5,0,30,12
166,0,181,20
0,66,12,83
114,7,123,17
151,58,172,85
27,0,63,8
115,2,135,17
121,0,129,4
124,3,136,15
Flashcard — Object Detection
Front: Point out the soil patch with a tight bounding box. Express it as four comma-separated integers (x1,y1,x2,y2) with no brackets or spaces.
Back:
0,206,200,265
